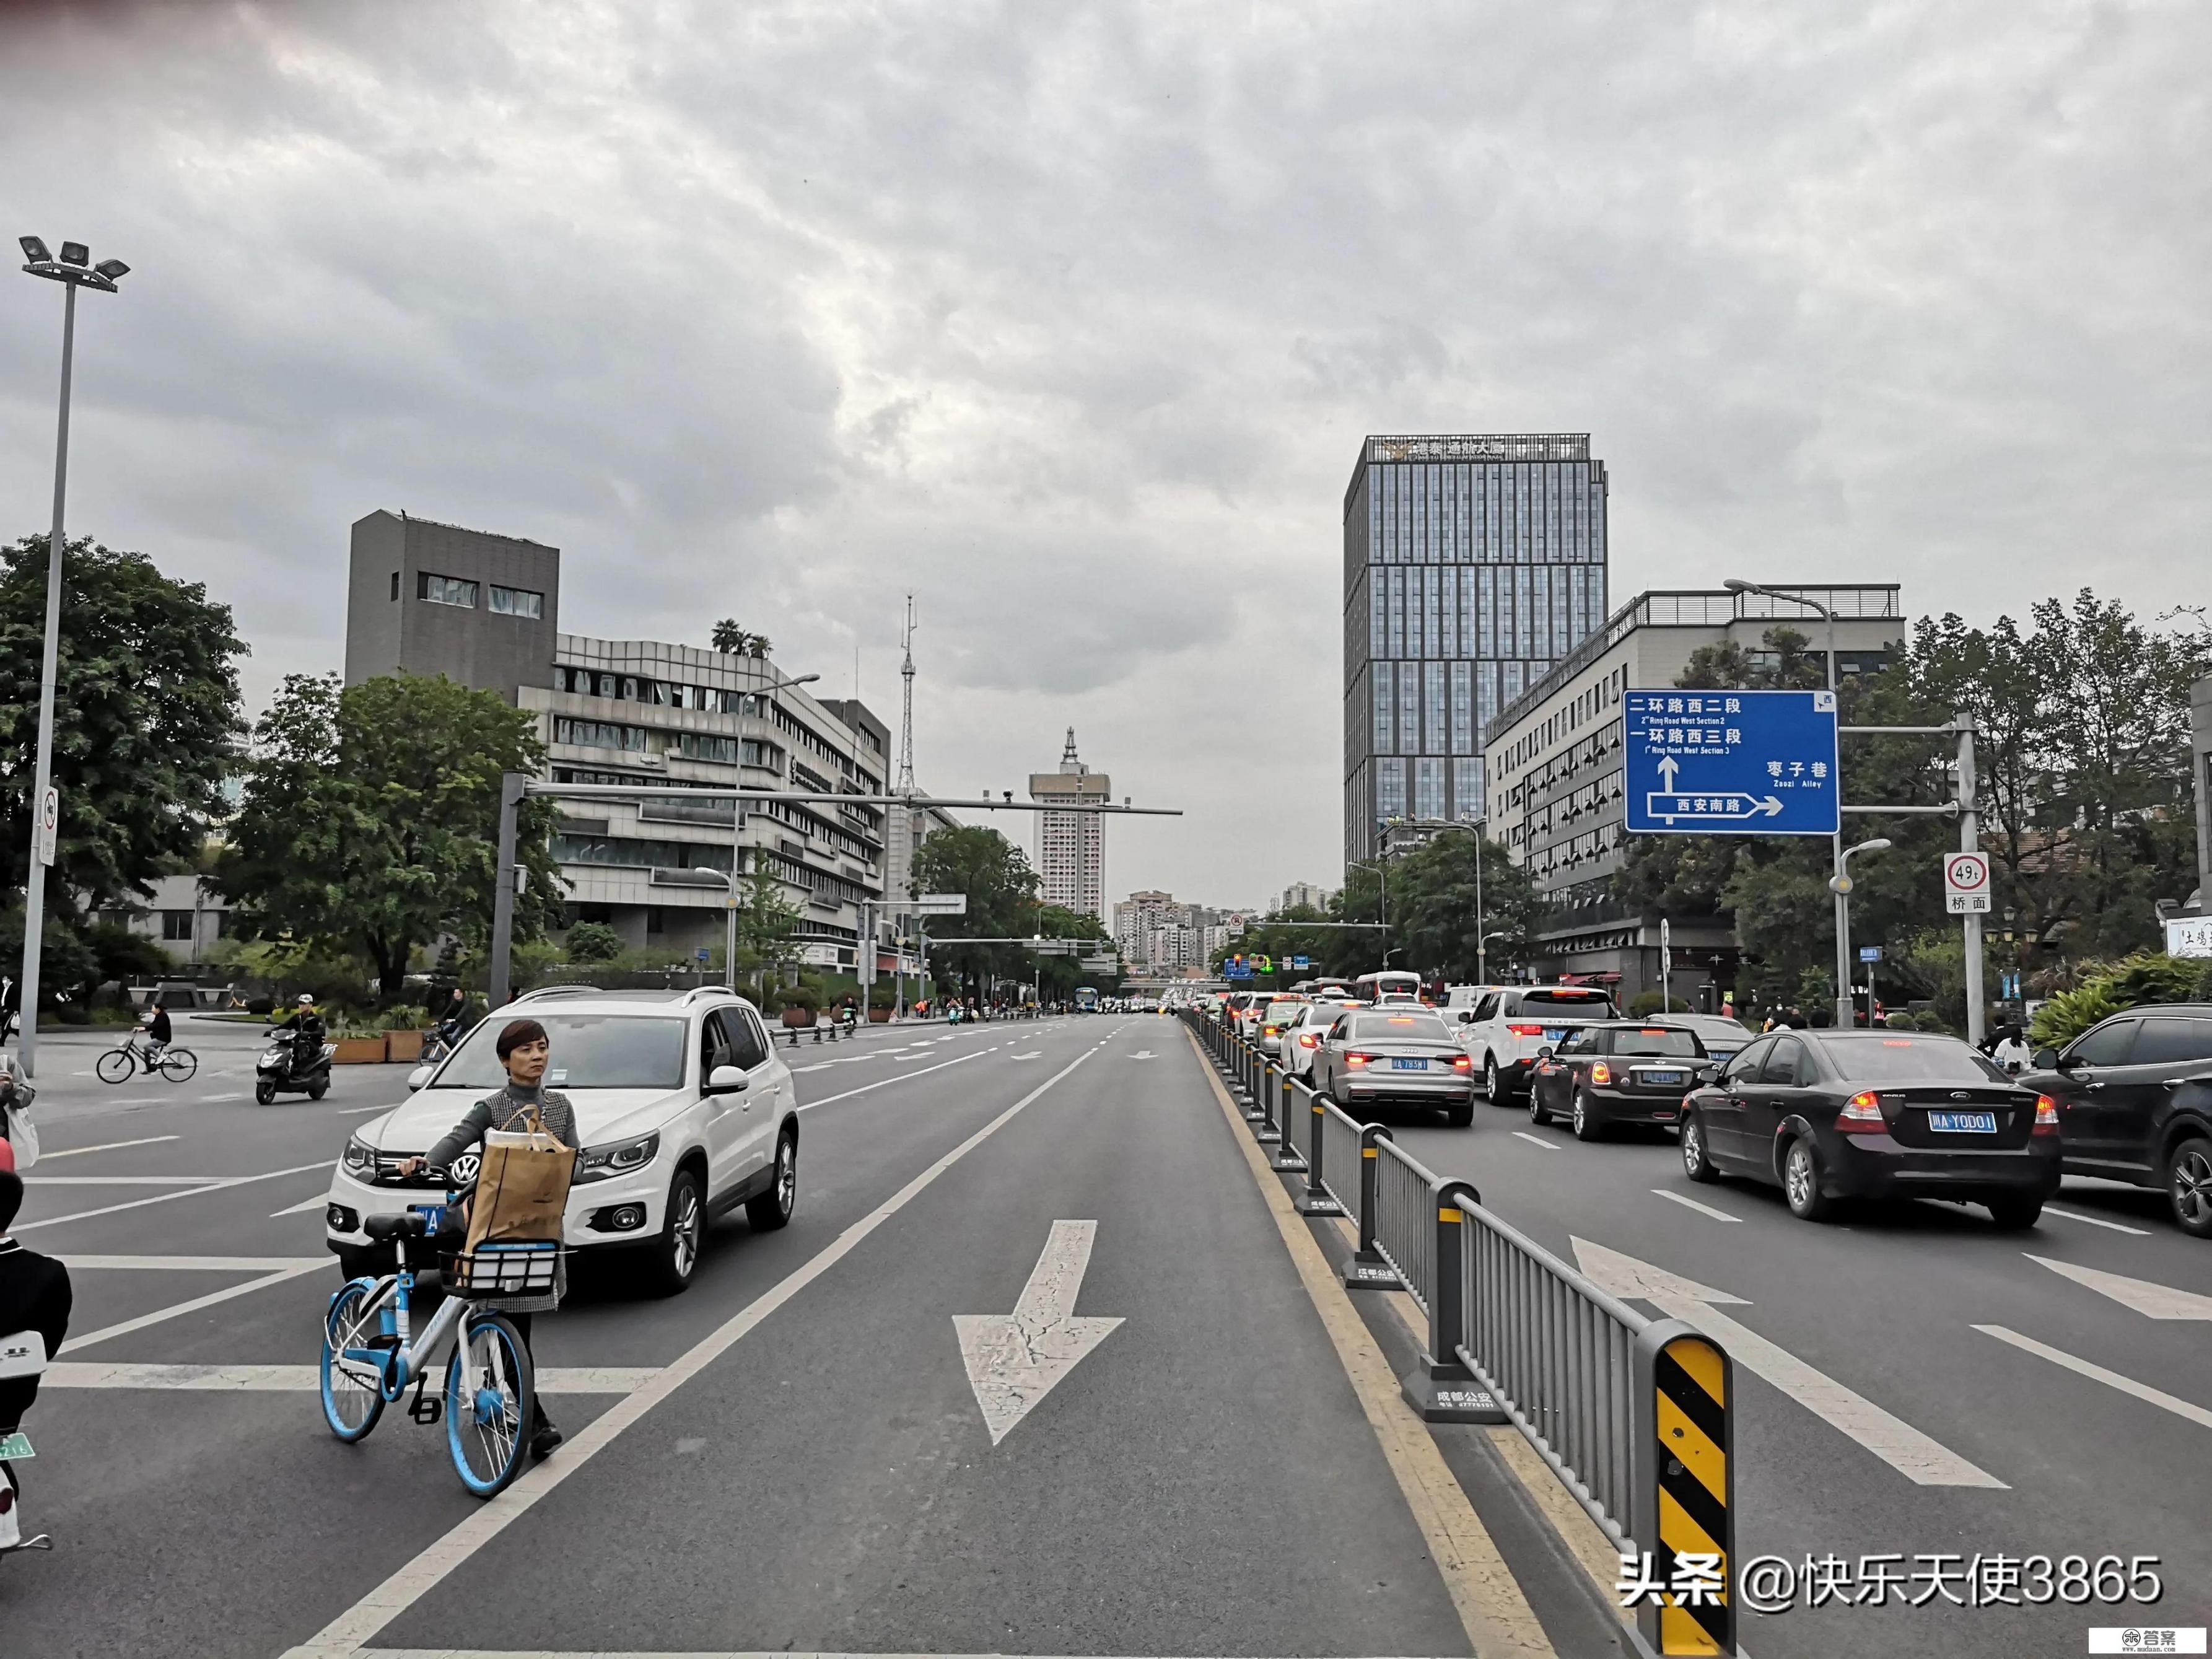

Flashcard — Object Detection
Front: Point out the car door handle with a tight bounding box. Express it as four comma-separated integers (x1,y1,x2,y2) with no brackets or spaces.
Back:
2084,1082,2105,1091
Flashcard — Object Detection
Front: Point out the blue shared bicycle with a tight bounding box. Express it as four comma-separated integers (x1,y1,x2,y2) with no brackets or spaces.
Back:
318,1201,554,1497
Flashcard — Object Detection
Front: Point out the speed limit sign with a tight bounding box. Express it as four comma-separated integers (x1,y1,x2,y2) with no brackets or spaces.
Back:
1944,851,1991,914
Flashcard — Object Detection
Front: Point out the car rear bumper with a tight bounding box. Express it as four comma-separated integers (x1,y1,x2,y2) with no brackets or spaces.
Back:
1819,1134,2061,1200
1340,1074,1475,1104
1585,1088,1686,1125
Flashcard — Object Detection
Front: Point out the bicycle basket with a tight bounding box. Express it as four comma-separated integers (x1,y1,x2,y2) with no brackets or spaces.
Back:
445,1241,561,1298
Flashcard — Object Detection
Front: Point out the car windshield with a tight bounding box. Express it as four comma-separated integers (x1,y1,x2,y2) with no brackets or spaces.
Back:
1821,1036,2007,1083
1519,990,1617,1015
1263,1000,1308,1022
434,1013,689,1090
1612,1028,1702,1058
1353,1013,1453,1043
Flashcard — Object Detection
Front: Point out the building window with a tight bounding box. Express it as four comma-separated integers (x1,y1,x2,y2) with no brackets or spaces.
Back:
488,584,543,619
553,717,647,751
389,571,400,602
160,910,194,942
1377,758,1407,821
1415,758,1445,820
417,572,478,608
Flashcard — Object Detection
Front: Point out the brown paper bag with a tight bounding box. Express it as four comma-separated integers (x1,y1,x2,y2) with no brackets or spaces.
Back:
463,1112,574,1251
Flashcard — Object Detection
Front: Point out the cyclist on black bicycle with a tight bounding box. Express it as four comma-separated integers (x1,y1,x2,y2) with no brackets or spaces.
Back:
396,1017,575,1460
140,1004,173,1071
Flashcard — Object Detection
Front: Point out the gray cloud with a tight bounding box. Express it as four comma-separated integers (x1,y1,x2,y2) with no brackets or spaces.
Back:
1,0,2204,909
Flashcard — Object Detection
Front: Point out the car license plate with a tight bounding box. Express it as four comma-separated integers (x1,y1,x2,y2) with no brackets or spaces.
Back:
1543,1028,1567,1042
0,1431,32,1460
1391,1057,1428,1070
1642,1070,1685,1085
1927,1111,1997,1133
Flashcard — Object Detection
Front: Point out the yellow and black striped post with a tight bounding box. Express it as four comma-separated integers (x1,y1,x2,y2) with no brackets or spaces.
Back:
1633,1324,1734,1655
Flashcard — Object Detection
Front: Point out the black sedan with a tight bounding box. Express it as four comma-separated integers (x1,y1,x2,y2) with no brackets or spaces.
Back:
1528,1023,1708,1140
1677,1029,2061,1227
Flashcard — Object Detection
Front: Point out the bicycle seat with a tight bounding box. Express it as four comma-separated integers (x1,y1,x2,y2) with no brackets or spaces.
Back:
363,1213,431,1241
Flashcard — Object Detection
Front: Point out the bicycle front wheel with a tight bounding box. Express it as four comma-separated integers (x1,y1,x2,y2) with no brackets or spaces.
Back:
320,1281,390,1442
95,1048,136,1085
445,1311,535,1498
159,1048,198,1082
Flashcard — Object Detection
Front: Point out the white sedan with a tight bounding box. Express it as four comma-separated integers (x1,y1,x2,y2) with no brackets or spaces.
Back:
1282,1000,1356,1080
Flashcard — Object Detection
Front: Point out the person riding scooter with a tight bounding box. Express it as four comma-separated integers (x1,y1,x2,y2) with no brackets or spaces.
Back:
0,1170,71,1555
258,995,334,1103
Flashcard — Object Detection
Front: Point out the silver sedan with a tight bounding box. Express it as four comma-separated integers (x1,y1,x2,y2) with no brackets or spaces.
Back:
1313,1009,1477,1127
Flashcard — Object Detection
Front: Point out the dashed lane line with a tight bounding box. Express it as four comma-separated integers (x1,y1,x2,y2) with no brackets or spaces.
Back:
1651,1188,1742,1223
282,1043,1103,1659
14,1160,335,1232
2042,1204,2151,1236
1975,1324,2212,1430
795,1047,987,1112
1511,1131,1560,1150
47,1362,656,1394
272,1194,329,1217
35,1135,180,1160
59,1254,325,1271
59,1261,330,1354
24,1175,230,1186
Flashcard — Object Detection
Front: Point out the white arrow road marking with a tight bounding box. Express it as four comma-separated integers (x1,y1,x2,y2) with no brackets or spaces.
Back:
955,1219,1124,1446
1010,1051,1042,1060
2026,1254,2212,1320
36,1135,180,1160
1127,1050,1156,1060
1975,1326,2212,1431
1512,1131,1560,1150
1650,1188,1743,1223
271,1194,328,1217
1573,1237,2006,1488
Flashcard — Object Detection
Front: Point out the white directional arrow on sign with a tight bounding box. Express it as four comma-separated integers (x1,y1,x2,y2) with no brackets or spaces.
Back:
2026,1254,2212,1320
1572,1237,2006,1487
955,1220,1123,1446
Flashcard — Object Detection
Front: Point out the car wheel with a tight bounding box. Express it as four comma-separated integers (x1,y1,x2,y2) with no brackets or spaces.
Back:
1571,1088,1604,1142
2166,1135,2212,1238
1985,1196,2044,1231
643,1165,705,1296
1528,1086,1550,1127
1681,1111,1718,1183
255,1080,277,1105
1484,1056,1505,1105
1782,1137,1835,1222
746,1128,798,1232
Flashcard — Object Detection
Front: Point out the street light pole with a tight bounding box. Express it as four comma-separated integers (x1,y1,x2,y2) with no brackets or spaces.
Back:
15,237,126,1076
1831,836,1892,1026
1726,579,1847,1026
726,667,820,986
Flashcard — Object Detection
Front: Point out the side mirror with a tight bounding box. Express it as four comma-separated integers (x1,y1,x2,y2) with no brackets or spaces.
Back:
1537,1044,1555,1061
706,1063,750,1095
1695,1064,1721,1085
406,1065,432,1093
2033,1047,2062,1070
1457,1010,1475,1023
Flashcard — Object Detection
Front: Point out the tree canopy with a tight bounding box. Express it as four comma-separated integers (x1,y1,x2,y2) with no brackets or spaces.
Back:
216,673,565,997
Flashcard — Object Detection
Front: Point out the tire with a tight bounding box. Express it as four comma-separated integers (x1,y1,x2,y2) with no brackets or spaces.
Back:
1782,1137,1836,1222
320,1280,390,1442
255,1080,277,1105
1528,1085,1551,1127
746,1128,798,1231
642,1165,705,1295
445,1312,534,1499
1985,1196,2044,1231
1484,1056,1505,1105
159,1048,198,1082
96,1048,135,1085
2165,1135,2212,1238
1571,1087,1604,1142
1681,1111,1719,1183
1446,1096,1475,1129
307,1080,329,1100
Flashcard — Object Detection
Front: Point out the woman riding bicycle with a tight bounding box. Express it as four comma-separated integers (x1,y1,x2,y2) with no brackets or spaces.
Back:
396,1017,574,1460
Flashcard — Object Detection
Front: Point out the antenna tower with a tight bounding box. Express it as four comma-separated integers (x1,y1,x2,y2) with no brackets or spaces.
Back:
896,595,917,795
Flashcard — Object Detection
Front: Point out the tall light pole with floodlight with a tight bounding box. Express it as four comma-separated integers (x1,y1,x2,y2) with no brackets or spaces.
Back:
1724,578,1853,1027
1831,836,1892,1025
14,236,128,1077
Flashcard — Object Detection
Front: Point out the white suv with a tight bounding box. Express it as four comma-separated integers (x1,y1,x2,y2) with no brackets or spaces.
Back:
323,986,798,1295
1458,985,1620,1105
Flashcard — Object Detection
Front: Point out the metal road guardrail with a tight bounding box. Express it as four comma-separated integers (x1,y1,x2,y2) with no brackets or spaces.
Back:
1187,1009,1736,1658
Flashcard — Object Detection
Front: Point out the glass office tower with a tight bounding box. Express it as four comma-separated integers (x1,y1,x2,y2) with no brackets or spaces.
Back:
1342,434,1609,864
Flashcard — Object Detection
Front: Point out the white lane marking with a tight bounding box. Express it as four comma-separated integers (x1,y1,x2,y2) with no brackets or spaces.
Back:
955,1219,1124,1446
59,1261,329,1354
2042,1204,2151,1236
1127,1050,1156,1061
337,1104,387,1114
1975,1324,2212,1431
1651,1188,1742,1223
271,1194,329,1217
1574,1236,2006,1488
46,1362,655,1394
34,1135,181,1160
23,1175,229,1186
2026,1253,2212,1320
1512,1131,1560,1150
58,1254,325,1271
1010,1051,1043,1060
796,1048,986,1111
198,1092,245,1103
14,1160,335,1232
282,1043,1102,1659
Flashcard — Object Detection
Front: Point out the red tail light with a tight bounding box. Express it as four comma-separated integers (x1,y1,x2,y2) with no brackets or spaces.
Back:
1837,1090,1886,1133
1345,1053,1372,1069
1451,1054,1472,1071
1508,1022,1545,1036
2032,1095,2062,1136
1262,1025,1280,1036
1590,1061,1612,1086
1298,1033,1319,1048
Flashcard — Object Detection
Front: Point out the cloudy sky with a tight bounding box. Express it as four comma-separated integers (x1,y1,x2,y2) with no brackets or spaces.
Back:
2,0,2205,908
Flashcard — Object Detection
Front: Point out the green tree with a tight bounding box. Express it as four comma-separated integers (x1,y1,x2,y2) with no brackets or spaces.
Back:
0,534,245,911
732,852,803,979
1388,831,1547,983
910,825,1040,1000
216,673,564,997
563,919,623,963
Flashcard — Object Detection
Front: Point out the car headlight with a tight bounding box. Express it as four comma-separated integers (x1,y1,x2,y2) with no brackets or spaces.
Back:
574,1131,660,1184
341,1135,378,1177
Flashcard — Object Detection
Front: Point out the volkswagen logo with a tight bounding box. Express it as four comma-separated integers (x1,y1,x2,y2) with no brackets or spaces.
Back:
448,1151,481,1186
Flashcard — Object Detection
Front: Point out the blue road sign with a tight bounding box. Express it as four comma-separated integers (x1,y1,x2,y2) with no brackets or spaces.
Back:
1290,955,1311,970
1225,958,1254,980
1859,945,1883,963
1624,688,1839,837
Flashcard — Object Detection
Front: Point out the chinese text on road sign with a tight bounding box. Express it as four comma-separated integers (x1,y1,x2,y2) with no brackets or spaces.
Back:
1944,852,1992,914
1624,689,1840,837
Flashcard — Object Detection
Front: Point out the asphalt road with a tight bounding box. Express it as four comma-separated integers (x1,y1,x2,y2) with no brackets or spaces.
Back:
0,1013,1600,1659
1376,1079,2212,1659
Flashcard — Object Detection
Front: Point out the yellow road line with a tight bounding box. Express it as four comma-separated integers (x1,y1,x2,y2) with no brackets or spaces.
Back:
1184,1027,1556,1659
